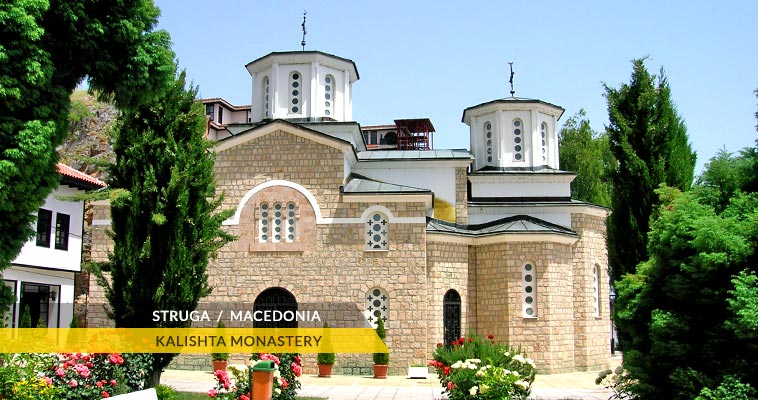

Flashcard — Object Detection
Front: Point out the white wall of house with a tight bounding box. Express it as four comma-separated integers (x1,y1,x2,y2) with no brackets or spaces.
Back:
3,266,75,328
13,185,84,272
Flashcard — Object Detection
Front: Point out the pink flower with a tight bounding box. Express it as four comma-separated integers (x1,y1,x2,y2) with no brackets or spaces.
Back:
291,362,302,377
280,378,288,389
110,379,117,386
101,391,110,398
70,379,78,388
109,354,124,365
294,355,301,365
239,395,250,400
447,381,455,391
43,376,52,385
55,368,65,377
207,389,217,397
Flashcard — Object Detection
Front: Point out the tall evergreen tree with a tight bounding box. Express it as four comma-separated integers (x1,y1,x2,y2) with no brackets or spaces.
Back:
92,69,233,386
604,58,696,287
558,110,613,207
0,0,174,307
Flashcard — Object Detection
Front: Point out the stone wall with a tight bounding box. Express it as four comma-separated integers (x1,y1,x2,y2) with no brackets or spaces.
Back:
426,241,471,351
571,212,611,371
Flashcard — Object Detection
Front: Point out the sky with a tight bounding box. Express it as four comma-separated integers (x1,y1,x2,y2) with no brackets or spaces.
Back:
154,0,758,173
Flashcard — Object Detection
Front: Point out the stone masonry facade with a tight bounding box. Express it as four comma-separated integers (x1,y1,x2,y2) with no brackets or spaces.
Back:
84,124,611,375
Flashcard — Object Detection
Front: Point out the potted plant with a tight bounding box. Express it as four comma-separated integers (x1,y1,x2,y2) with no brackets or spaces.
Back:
211,321,228,372
407,363,428,379
316,322,335,377
372,317,389,378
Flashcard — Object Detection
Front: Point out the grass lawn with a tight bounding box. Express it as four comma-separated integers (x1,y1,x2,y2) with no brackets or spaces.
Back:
176,393,325,400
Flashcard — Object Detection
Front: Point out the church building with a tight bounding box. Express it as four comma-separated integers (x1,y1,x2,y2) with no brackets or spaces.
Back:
89,50,611,374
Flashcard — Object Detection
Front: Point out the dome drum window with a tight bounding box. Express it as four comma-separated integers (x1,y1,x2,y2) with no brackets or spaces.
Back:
289,72,302,114
513,119,524,162
485,121,493,164
263,76,270,118
365,288,388,329
540,122,548,163
324,74,335,117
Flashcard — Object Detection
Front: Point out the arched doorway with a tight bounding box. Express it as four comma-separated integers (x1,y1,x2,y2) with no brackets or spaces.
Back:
253,287,298,328
443,289,461,346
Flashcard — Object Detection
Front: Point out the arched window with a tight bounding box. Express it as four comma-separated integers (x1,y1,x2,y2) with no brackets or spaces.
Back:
513,119,524,162
540,122,548,164
484,121,493,164
324,74,334,117
289,71,302,114
262,76,270,118
593,265,600,317
258,202,298,243
253,287,298,328
522,262,537,317
365,288,388,328
365,212,388,250
443,290,461,346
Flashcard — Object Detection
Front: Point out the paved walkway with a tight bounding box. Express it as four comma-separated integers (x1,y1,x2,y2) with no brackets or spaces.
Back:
162,367,614,400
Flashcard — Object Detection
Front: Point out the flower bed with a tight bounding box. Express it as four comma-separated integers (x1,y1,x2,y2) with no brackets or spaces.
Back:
207,353,302,400
429,334,536,400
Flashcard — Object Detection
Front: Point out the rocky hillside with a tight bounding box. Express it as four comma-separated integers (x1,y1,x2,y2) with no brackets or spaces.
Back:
57,90,118,180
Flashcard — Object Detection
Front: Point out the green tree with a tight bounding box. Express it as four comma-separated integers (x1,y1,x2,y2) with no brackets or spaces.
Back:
693,148,755,212
604,58,696,287
92,69,233,387
614,185,758,399
558,109,613,207
0,0,174,307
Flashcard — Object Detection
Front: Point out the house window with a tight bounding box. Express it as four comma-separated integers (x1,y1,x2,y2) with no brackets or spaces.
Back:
259,202,297,243
522,262,537,317
324,74,334,117
218,106,224,124
365,288,388,329
54,213,70,250
484,121,493,164
540,122,548,163
35,209,52,247
593,265,600,317
262,76,270,118
290,72,302,114
513,119,524,161
365,212,388,250
205,104,214,122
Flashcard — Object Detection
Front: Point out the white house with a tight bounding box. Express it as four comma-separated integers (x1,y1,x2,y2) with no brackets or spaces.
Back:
3,163,105,328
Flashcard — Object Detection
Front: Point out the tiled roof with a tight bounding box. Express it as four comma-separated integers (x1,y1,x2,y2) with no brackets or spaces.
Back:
57,163,106,190
426,215,576,237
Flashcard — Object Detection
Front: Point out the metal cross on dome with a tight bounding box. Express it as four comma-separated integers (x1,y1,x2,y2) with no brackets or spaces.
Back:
508,62,516,97
301,11,307,51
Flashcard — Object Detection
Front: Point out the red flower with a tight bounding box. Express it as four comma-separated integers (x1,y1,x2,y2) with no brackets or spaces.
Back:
447,381,455,391
468,337,473,343
101,391,110,398
238,395,250,400
487,333,494,340
110,379,117,386
443,366,450,376
280,378,289,389
458,337,465,345
436,342,443,347
207,389,217,397
450,340,457,346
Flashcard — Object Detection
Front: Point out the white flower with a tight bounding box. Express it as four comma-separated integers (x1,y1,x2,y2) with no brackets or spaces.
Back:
273,369,281,378
512,370,520,377
526,357,536,367
274,388,282,394
469,386,479,395
476,369,486,377
503,351,510,357
467,363,477,370
515,380,529,390
469,358,481,364
512,354,526,364
451,360,463,369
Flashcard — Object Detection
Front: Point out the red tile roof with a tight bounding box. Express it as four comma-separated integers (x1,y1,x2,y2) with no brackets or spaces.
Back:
57,163,106,188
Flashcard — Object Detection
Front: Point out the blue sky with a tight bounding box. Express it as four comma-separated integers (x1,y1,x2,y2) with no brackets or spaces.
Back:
154,0,757,173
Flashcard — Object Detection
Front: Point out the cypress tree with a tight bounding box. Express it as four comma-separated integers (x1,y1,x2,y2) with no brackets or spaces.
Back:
92,68,233,387
604,58,696,290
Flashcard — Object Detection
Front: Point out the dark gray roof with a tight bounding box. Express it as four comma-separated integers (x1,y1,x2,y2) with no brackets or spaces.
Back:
357,149,473,161
462,97,565,121
470,165,575,175
426,215,577,237
342,174,432,195
245,51,359,80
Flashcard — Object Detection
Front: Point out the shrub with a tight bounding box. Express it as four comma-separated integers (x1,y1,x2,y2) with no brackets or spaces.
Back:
429,334,536,400
154,384,177,400
19,305,32,327
211,321,229,361
372,318,389,365
316,322,335,365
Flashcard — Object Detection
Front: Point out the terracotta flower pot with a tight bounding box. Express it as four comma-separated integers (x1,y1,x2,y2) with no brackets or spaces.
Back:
212,360,228,372
373,364,388,379
317,363,333,377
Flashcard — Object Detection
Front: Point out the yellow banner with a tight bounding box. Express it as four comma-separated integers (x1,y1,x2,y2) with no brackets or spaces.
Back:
0,328,388,354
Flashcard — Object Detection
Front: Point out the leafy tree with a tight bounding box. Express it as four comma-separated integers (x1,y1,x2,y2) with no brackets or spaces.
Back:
558,109,613,207
92,69,233,386
604,58,696,287
693,148,756,212
614,185,758,399
0,0,174,307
